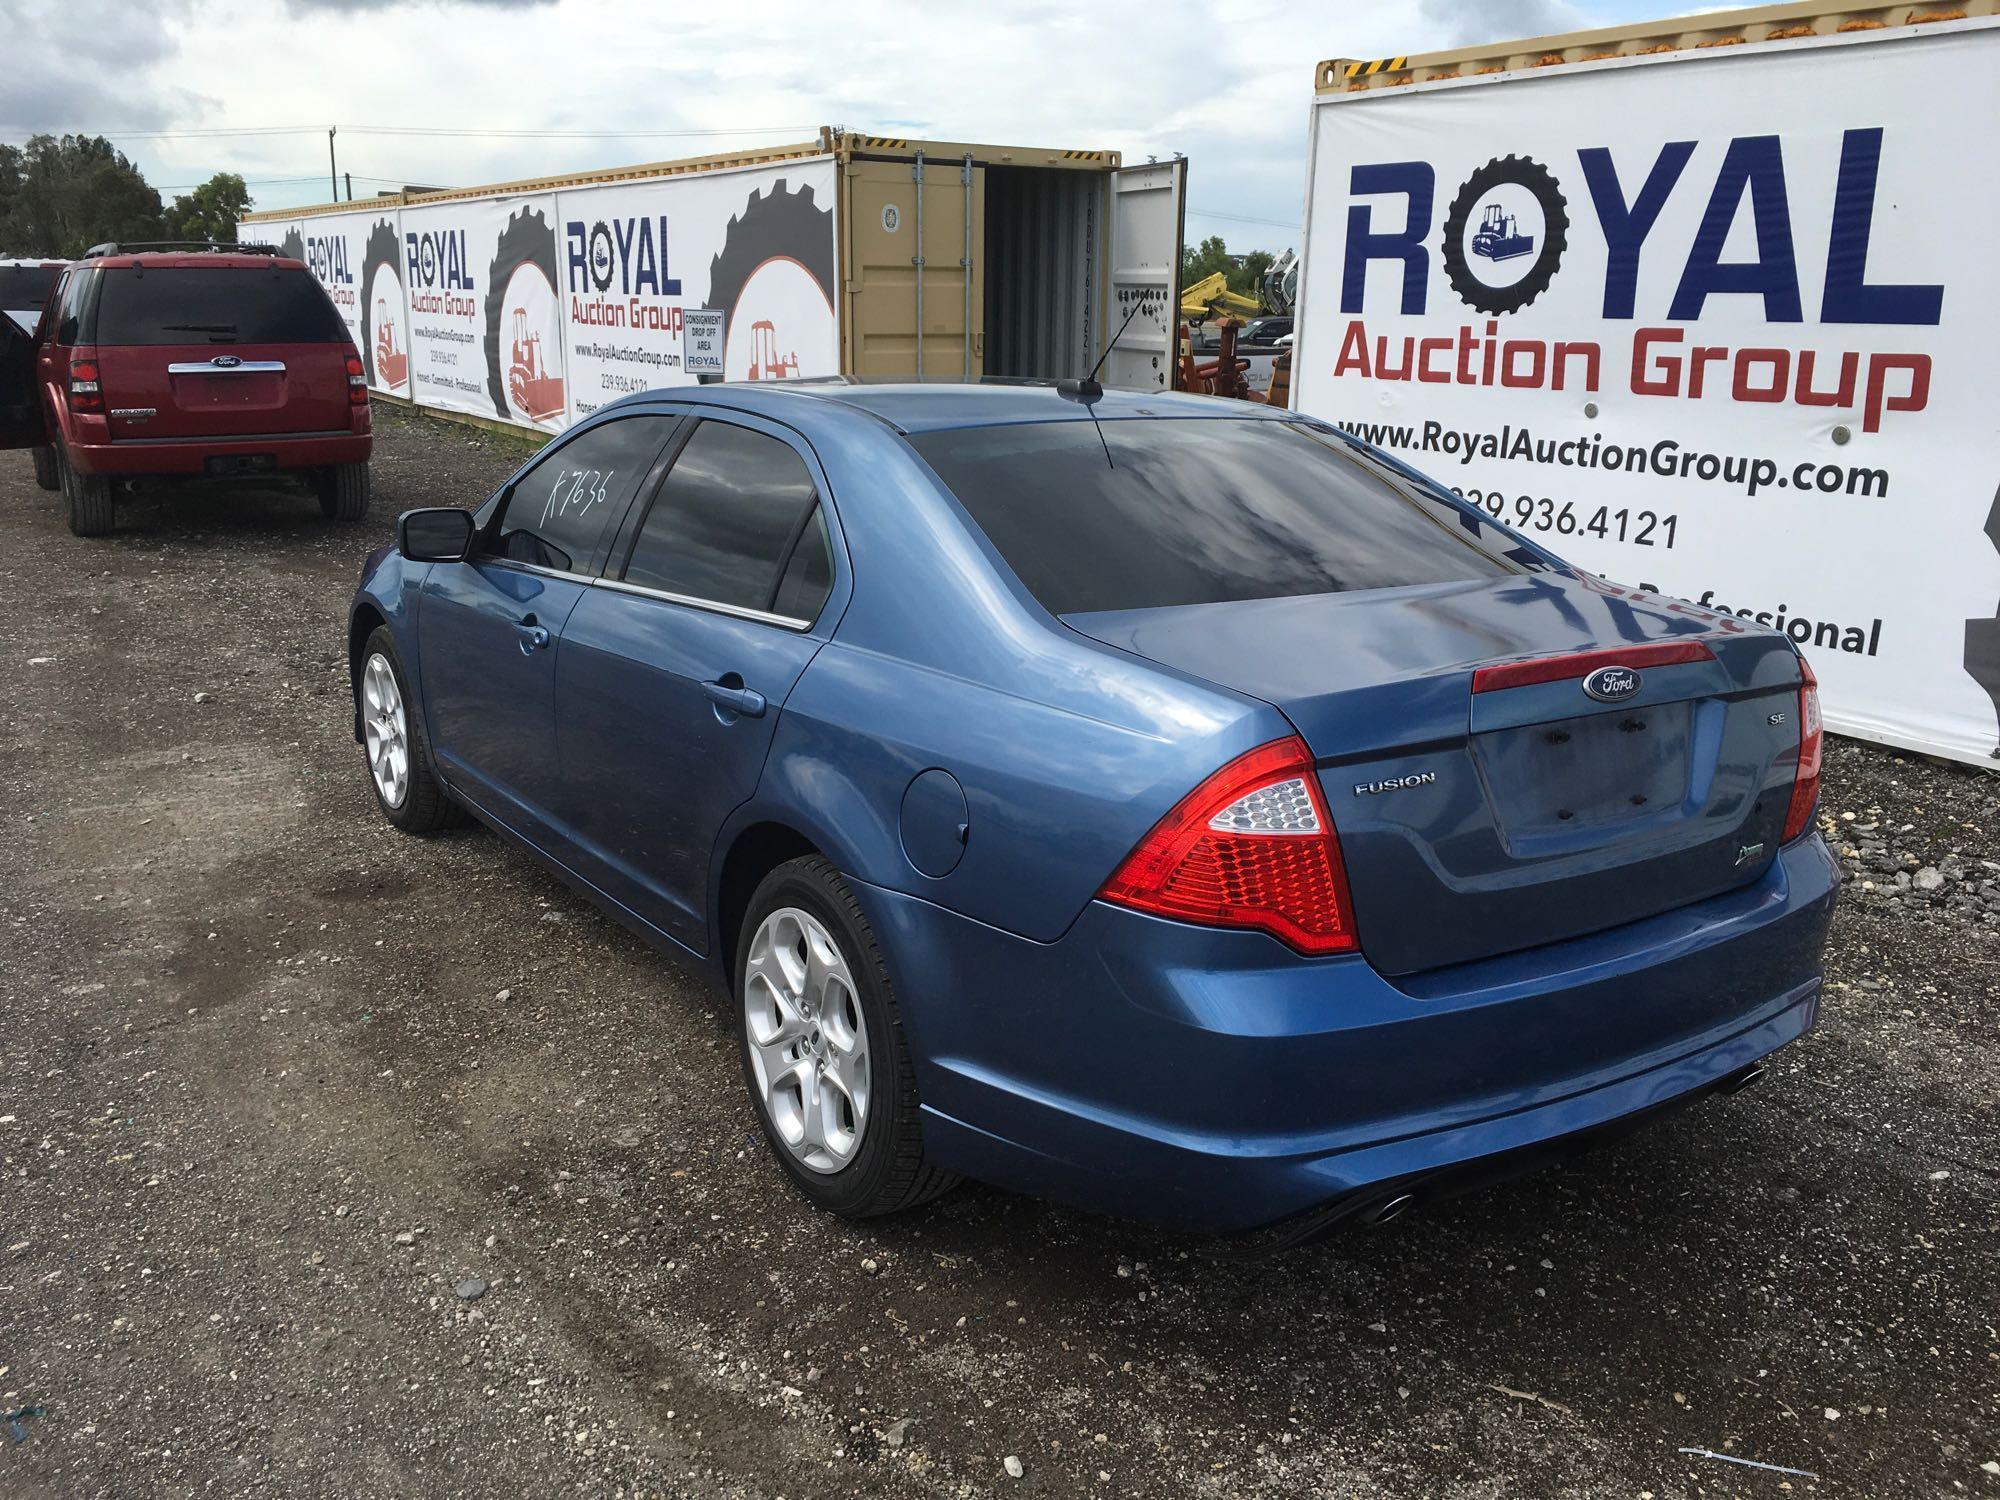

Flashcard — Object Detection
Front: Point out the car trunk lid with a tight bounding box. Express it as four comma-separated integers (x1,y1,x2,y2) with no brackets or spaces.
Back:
1065,573,1806,975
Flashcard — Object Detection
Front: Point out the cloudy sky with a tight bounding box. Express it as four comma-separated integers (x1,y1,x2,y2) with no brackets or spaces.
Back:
3,0,1681,251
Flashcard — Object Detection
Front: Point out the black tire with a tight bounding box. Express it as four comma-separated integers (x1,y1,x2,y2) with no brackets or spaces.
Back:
1440,154,1570,316
360,219,402,391
736,856,958,1218
59,445,114,536
358,626,463,834
31,443,57,491
482,205,560,421
701,179,837,385
318,461,371,521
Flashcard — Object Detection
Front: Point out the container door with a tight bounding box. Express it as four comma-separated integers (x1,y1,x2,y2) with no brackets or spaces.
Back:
1101,158,1185,393
842,155,984,380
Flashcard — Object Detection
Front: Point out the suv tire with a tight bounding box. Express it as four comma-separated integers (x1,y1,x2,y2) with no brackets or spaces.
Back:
59,447,114,537
319,462,371,522
736,856,958,1219
358,626,464,833
30,444,58,492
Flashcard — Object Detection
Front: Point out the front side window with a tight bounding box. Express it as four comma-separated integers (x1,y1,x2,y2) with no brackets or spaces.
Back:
623,420,830,620
482,416,670,574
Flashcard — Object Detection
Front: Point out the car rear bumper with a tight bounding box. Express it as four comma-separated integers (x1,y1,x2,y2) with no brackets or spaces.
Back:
856,832,1840,1233
67,430,371,476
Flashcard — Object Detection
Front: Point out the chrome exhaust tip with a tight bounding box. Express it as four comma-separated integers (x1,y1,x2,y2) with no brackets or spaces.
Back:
1720,1063,1766,1095
1365,1192,1417,1226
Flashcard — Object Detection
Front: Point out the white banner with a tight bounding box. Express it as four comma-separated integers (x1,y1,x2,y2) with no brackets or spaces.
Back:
249,156,842,431
396,195,567,432
553,160,839,419
1294,20,2000,766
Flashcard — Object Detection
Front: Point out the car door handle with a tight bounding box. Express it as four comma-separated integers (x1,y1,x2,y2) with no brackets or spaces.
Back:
702,678,767,718
512,619,551,655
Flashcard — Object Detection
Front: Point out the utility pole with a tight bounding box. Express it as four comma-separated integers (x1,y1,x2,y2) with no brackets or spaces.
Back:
328,127,338,201
345,172,353,202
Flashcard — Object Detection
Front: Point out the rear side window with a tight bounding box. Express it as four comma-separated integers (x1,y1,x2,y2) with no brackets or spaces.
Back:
623,421,828,620
92,267,345,345
482,415,671,574
908,418,1537,616
54,269,94,344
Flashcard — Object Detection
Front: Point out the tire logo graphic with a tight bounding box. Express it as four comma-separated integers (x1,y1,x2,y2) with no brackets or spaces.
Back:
704,180,837,386
484,206,565,425
1441,155,1569,315
1964,479,2000,753
360,219,407,393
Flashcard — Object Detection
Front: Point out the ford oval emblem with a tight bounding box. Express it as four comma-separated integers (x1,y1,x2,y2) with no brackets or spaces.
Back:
1582,664,1642,703
211,354,242,368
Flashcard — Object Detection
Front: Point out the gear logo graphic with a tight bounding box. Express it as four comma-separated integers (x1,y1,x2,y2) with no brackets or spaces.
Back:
1441,155,1569,315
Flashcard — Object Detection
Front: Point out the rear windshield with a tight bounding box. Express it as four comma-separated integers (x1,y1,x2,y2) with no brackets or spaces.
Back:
92,266,345,345
908,418,1536,615
0,264,62,315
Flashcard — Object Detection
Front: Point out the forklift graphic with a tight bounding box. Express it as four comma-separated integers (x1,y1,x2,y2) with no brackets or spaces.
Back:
1471,203,1535,262
746,320,801,381
374,299,408,389
507,307,565,422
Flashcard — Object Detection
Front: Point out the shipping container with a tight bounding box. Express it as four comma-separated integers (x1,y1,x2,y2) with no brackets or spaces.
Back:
1288,1,2000,768
241,127,1186,434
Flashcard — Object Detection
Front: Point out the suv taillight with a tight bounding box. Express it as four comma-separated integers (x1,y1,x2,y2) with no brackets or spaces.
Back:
345,349,368,407
1781,655,1822,842
68,356,102,414
1099,735,1358,955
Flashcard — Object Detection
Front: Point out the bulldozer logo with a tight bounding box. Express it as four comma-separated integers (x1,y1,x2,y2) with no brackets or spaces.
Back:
703,179,836,385
1441,155,1569,315
484,206,566,425
360,219,408,394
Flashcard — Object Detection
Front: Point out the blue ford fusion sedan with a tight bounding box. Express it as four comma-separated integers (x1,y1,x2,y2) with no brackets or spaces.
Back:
347,382,1836,1237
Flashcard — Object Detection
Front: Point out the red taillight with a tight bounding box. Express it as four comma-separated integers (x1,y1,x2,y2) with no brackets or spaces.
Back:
1781,656,1822,842
68,356,102,413
1099,735,1359,956
345,348,368,407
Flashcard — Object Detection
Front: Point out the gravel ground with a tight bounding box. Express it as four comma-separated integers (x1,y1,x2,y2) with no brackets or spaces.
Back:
1,407,1996,1500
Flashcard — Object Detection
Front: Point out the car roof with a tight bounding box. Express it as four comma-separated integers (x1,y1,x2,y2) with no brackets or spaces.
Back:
625,381,1295,435
82,253,309,272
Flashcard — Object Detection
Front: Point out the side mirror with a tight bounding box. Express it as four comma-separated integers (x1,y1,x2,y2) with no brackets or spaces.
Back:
397,507,474,563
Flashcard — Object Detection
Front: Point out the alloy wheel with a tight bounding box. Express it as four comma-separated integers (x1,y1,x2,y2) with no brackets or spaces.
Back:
743,906,872,1174
361,653,411,809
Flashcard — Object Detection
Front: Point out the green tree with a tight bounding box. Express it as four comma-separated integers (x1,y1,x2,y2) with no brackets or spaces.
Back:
164,173,249,245
1230,249,1275,297
1180,239,1278,306
1181,234,1231,288
0,134,162,256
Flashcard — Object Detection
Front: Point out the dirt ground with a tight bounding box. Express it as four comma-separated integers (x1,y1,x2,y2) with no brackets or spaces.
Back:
1,407,1995,1500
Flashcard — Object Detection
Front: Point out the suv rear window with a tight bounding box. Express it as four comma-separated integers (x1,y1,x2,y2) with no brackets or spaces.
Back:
908,418,1535,616
92,267,345,345
0,264,62,318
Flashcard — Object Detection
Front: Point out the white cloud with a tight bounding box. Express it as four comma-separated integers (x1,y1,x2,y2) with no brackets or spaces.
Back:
0,0,1642,251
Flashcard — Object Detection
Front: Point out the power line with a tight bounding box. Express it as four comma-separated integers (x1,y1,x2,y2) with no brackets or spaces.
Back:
1189,205,1299,230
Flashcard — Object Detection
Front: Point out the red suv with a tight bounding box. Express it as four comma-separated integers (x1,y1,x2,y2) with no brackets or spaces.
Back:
0,242,372,536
